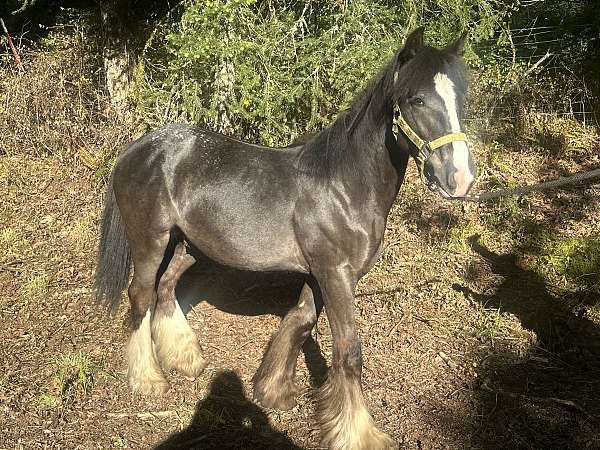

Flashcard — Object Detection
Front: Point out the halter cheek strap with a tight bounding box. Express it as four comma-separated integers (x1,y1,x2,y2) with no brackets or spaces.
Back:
392,104,468,179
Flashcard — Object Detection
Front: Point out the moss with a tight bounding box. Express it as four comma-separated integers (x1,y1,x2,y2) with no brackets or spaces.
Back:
539,235,600,290
448,222,489,253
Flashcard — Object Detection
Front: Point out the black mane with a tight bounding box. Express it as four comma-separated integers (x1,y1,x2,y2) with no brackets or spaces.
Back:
298,45,467,179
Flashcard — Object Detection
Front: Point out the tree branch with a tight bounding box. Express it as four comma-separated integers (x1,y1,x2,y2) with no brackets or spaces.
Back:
0,17,24,71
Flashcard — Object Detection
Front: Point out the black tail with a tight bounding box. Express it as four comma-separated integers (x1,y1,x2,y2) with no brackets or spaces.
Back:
93,176,131,313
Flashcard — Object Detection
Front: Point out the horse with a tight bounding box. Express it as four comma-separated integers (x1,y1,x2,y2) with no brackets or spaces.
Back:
94,28,475,450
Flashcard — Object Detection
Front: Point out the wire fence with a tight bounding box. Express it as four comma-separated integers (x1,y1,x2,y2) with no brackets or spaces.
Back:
481,2,599,125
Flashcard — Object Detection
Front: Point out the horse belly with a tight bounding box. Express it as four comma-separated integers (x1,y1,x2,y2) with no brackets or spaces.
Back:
179,215,308,273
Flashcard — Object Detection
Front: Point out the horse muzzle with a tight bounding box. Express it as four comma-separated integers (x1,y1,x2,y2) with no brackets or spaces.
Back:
392,104,473,198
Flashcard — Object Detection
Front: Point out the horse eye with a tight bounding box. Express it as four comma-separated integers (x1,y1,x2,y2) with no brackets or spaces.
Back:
411,97,424,106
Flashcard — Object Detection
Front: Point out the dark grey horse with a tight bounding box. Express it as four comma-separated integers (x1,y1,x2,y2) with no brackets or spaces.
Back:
94,28,475,450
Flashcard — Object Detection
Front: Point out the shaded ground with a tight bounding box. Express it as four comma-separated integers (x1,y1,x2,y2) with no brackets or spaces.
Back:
1,147,599,449
155,370,303,450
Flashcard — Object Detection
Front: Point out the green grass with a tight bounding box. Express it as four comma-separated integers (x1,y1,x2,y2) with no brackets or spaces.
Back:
94,152,118,183
447,222,489,253
111,435,129,448
484,141,513,174
483,198,522,228
38,393,59,410
65,217,95,246
35,351,108,414
473,307,507,340
0,227,19,245
9,273,50,312
0,227,30,261
586,303,600,323
539,235,600,290
22,274,49,300
479,177,524,230
54,351,103,407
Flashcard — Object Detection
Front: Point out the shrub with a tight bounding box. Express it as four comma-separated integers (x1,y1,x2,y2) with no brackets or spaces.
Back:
136,0,517,145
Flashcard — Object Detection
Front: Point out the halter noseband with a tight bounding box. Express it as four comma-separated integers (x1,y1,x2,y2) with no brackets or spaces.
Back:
392,103,468,183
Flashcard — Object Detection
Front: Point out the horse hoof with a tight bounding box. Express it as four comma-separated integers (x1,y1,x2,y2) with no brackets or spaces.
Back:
156,339,207,380
322,426,396,450
176,353,208,380
253,378,300,411
127,367,169,396
318,369,396,449
370,432,396,450
153,311,207,380
128,371,170,396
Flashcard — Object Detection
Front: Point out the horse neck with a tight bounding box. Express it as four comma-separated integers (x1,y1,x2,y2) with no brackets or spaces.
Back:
343,101,409,208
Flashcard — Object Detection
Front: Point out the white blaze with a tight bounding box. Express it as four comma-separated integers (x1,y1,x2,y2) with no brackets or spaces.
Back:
433,72,474,195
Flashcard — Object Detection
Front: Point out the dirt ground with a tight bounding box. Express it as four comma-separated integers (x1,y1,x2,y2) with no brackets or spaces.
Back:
1,133,600,450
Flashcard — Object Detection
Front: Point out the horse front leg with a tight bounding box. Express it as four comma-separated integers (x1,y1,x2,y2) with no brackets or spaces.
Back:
152,241,207,379
253,279,323,410
314,267,394,450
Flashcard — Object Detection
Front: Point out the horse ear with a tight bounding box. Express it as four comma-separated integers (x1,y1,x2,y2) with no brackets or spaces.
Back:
404,27,425,53
395,27,424,67
447,31,468,55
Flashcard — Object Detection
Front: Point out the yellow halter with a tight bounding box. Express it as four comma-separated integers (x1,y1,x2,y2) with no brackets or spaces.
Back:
392,104,468,179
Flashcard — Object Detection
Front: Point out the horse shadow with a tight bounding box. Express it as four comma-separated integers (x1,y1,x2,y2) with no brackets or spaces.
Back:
154,370,304,450
459,235,600,358
175,251,306,317
174,255,328,386
150,248,326,449
450,235,600,449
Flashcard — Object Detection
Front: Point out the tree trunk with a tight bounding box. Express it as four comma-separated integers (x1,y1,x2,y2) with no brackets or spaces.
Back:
213,25,235,134
99,0,134,120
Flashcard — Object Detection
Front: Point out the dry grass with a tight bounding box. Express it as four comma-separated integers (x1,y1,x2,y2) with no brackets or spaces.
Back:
0,32,145,176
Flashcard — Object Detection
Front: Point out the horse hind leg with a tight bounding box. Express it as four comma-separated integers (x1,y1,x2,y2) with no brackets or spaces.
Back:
253,280,321,410
152,241,207,379
127,232,171,395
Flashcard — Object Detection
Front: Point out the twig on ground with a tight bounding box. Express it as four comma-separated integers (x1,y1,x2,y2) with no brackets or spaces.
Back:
413,314,433,327
107,410,179,420
356,285,404,296
0,260,23,273
387,318,404,337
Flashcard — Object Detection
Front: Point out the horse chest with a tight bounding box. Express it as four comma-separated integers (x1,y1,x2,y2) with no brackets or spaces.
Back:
295,194,388,274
